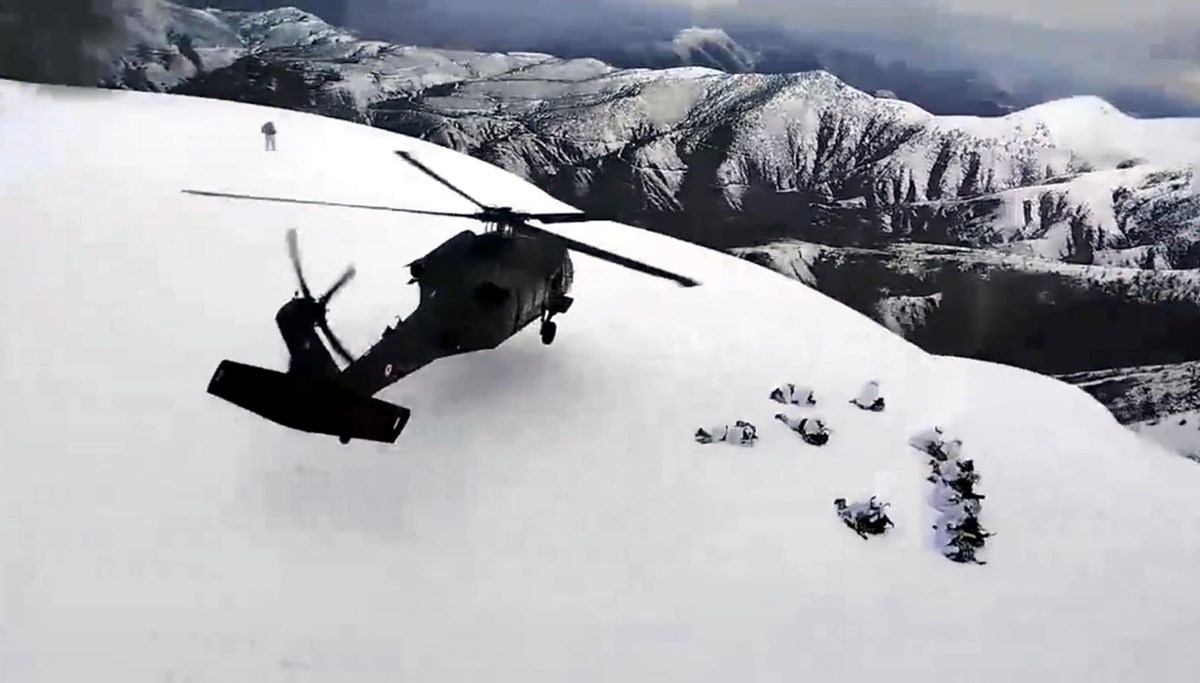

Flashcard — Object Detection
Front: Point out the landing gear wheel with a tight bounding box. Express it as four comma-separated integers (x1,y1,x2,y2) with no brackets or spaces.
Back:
339,435,351,445
540,320,558,345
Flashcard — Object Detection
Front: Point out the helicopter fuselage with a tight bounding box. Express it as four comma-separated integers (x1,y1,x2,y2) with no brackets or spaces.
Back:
210,228,576,444
312,229,574,398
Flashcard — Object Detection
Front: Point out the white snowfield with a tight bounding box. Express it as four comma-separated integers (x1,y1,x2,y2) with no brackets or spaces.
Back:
2,79,1199,681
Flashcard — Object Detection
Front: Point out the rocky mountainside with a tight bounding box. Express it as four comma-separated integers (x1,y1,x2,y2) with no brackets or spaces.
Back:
109,4,1200,269
175,1,1200,119
735,239,1200,372
103,2,1200,434
1057,361,1200,424
1055,362,1200,461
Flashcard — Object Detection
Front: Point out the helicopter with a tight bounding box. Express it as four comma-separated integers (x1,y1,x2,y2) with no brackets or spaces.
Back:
186,149,700,445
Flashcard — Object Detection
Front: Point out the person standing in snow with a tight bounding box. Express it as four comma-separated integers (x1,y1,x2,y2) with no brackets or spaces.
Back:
261,120,277,151
850,380,885,411
774,413,830,445
695,420,758,446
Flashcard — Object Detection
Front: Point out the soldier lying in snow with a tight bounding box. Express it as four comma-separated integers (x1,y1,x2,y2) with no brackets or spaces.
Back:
933,501,992,564
834,496,894,539
935,459,983,500
930,485,983,516
926,445,991,564
936,528,989,565
909,426,945,454
695,420,758,446
850,380,885,411
927,454,963,484
770,383,816,407
774,413,830,445
932,438,963,463
910,426,962,461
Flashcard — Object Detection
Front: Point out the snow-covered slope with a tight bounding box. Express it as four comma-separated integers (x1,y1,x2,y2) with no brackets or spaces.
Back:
3,79,1200,681
1130,411,1200,464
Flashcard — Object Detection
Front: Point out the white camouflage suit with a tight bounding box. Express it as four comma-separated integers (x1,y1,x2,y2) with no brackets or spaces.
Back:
695,421,758,446
774,413,829,444
770,383,816,406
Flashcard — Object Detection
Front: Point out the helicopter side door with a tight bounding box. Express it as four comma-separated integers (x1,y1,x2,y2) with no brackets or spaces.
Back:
500,272,542,335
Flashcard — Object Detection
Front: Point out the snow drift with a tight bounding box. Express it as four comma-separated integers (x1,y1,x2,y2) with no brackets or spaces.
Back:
2,79,1199,682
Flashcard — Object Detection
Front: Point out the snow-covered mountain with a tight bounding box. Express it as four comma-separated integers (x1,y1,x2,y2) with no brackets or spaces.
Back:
4,75,1200,682
175,1,1200,119
108,3,1200,271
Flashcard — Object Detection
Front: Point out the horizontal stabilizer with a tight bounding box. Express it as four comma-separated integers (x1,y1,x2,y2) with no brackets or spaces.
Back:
207,360,410,444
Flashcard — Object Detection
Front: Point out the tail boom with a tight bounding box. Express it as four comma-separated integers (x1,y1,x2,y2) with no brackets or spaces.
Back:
207,360,410,444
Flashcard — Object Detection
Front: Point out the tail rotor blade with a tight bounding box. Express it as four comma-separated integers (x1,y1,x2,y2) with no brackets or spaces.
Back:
319,265,357,306
318,318,355,365
285,228,312,299
394,150,487,209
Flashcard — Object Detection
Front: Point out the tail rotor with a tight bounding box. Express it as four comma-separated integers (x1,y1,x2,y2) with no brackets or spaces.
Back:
285,228,356,364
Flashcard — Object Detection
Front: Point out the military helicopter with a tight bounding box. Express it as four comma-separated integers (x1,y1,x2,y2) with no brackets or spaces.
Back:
186,150,700,445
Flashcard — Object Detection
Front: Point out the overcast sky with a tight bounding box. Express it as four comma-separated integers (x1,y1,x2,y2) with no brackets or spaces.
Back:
675,0,1200,101
686,0,1200,28
291,1,1200,104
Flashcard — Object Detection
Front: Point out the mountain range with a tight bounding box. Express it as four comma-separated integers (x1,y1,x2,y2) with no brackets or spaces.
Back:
174,0,1200,119
100,2,1200,444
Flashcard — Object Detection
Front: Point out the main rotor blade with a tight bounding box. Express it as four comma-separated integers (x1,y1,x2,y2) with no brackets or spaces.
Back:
318,265,357,306
182,189,476,218
516,222,700,287
525,212,614,224
285,228,312,299
394,150,487,209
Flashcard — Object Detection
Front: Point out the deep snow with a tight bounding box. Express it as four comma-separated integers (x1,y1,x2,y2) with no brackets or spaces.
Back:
2,80,1199,682
1131,410,1200,464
